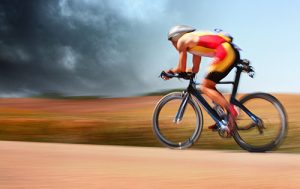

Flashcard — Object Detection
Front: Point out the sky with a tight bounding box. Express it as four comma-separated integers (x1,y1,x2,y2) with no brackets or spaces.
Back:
0,0,299,97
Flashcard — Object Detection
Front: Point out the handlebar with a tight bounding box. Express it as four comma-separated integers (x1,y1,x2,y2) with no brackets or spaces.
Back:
160,71,195,80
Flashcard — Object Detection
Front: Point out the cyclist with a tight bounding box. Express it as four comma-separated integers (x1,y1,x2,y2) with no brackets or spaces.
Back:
163,25,239,132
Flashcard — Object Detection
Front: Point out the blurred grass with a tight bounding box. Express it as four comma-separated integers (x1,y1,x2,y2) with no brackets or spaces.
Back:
0,94,299,153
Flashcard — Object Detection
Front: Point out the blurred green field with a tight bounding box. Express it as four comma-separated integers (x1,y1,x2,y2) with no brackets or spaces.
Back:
0,94,299,152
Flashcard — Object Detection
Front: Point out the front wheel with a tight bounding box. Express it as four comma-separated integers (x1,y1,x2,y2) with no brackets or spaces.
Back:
152,92,203,149
233,93,288,152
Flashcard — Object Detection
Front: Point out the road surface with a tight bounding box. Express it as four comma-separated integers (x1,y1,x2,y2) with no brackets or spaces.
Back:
0,141,299,189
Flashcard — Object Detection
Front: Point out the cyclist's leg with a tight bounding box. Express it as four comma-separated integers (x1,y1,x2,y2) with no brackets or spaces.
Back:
201,43,237,131
201,79,229,130
202,43,236,111
201,79,228,109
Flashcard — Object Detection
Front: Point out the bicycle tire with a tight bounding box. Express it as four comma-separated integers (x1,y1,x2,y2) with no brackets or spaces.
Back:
233,93,287,152
152,92,203,149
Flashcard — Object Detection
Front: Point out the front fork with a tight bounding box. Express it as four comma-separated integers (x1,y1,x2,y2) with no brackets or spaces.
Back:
174,91,189,124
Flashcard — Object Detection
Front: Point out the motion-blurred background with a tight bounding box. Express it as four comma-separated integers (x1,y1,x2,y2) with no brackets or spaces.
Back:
0,0,299,152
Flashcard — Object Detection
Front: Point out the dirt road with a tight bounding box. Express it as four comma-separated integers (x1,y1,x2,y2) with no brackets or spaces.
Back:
0,141,299,189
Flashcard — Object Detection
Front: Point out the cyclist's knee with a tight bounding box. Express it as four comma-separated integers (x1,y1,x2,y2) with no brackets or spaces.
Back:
200,85,214,93
200,84,206,92
201,79,216,90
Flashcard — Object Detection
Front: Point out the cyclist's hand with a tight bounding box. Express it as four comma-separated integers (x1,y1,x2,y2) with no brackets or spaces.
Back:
161,70,174,80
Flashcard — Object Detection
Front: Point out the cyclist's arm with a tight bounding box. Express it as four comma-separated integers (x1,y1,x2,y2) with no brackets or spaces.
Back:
186,55,201,73
171,38,189,73
171,51,187,73
192,55,201,73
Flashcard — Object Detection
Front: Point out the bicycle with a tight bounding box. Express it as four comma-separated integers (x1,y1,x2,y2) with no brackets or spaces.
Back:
152,59,287,152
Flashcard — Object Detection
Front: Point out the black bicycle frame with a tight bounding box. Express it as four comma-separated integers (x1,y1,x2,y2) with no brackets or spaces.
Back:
175,66,260,127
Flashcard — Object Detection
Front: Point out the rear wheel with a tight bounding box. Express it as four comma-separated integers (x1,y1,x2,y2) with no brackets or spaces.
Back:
152,92,203,149
233,93,287,152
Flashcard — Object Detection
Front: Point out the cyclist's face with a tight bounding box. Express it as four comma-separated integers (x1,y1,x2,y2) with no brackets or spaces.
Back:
171,40,178,50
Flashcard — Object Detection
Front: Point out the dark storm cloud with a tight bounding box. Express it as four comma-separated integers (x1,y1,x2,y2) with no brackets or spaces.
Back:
0,0,173,97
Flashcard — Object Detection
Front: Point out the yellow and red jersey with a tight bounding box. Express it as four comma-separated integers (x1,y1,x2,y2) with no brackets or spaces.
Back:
187,31,239,83
188,31,233,61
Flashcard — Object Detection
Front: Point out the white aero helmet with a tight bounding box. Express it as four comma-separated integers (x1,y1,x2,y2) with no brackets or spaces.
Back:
168,25,196,41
